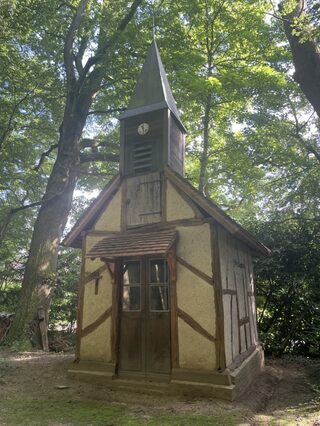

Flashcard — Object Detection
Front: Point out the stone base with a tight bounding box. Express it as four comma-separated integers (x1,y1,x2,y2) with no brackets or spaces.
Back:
68,347,264,401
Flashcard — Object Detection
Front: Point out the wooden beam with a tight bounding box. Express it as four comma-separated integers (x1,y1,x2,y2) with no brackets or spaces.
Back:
111,260,121,366
126,218,206,232
222,289,237,295
84,264,109,285
75,235,87,360
211,225,226,370
81,306,112,338
168,247,179,368
178,308,215,343
63,175,121,247
239,316,250,326
176,256,213,286
227,344,257,371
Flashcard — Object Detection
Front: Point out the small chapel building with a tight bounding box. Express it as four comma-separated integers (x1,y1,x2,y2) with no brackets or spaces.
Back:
64,40,270,400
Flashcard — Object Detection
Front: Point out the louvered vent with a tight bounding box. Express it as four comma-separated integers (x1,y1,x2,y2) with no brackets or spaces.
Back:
133,141,153,173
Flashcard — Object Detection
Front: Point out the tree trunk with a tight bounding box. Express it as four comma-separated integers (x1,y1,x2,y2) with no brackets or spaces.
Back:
5,99,88,347
3,0,142,349
281,0,320,118
199,94,211,195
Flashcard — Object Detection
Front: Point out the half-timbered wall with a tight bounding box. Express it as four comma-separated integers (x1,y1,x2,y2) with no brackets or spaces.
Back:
80,236,113,362
217,226,257,367
165,179,217,370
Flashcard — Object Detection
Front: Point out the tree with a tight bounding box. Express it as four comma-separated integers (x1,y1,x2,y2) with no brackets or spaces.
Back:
280,0,320,119
4,0,142,348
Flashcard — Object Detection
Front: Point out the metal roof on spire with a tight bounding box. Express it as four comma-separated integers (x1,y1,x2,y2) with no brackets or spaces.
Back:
119,40,186,131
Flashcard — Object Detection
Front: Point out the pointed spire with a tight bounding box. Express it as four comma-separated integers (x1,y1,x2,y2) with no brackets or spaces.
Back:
120,40,185,131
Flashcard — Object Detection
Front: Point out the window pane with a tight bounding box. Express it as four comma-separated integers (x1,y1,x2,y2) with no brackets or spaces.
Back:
123,261,140,284
150,259,168,283
122,285,140,311
150,285,169,311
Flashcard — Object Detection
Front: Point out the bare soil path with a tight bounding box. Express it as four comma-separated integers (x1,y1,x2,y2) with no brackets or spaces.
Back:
0,351,319,425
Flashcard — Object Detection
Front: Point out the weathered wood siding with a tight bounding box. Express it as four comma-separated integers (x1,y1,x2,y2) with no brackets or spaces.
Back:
168,115,184,175
218,226,257,367
125,172,162,227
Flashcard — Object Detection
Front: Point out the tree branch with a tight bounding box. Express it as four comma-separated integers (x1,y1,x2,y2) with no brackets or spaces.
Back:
33,144,59,171
64,0,88,83
79,152,119,163
80,0,142,84
87,107,126,116
80,138,119,151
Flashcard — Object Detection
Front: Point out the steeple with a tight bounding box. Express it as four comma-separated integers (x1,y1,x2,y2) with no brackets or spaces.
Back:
119,40,186,177
119,40,185,131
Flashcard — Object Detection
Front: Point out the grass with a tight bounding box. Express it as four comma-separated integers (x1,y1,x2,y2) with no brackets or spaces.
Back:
0,398,245,426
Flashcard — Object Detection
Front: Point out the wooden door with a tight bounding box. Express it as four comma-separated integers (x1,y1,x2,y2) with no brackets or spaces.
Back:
118,258,171,377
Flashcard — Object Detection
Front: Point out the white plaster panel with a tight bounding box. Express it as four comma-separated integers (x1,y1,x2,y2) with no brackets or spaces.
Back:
245,322,251,348
223,294,232,366
249,296,258,344
176,263,215,336
232,295,240,360
94,189,121,231
178,318,216,370
176,224,212,276
166,181,195,221
80,317,111,362
240,325,246,354
236,266,247,320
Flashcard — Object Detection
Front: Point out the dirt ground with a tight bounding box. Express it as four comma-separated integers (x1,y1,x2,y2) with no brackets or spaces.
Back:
0,351,319,425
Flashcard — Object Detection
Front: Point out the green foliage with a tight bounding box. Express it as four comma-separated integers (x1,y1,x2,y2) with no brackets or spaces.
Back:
254,217,320,356
0,0,319,352
50,249,81,332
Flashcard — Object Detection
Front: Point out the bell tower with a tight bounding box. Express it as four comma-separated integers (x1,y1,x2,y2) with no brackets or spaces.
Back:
119,40,186,177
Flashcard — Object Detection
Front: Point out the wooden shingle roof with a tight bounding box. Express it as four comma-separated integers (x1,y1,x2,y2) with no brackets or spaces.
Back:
86,229,177,259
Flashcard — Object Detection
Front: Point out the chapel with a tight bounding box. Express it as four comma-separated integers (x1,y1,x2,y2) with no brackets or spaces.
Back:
64,40,269,400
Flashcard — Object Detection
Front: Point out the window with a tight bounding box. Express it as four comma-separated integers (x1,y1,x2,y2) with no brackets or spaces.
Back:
149,259,169,312
122,261,141,311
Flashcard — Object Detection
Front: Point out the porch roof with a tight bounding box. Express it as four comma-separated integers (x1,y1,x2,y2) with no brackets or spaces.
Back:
86,229,177,259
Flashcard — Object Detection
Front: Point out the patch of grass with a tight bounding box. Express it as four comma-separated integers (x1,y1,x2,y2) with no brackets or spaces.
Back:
0,398,244,426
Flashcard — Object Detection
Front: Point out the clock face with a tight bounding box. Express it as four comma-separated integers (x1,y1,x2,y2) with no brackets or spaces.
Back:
137,122,149,135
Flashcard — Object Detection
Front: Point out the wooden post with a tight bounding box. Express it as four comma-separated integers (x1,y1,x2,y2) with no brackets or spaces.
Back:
75,233,87,361
111,259,121,369
211,224,226,370
168,246,179,369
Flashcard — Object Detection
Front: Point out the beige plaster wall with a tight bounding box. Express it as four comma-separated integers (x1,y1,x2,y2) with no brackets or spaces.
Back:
80,317,111,362
94,189,121,231
80,235,113,361
166,181,195,221
178,318,216,370
176,224,212,276
176,263,215,336
82,236,113,328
